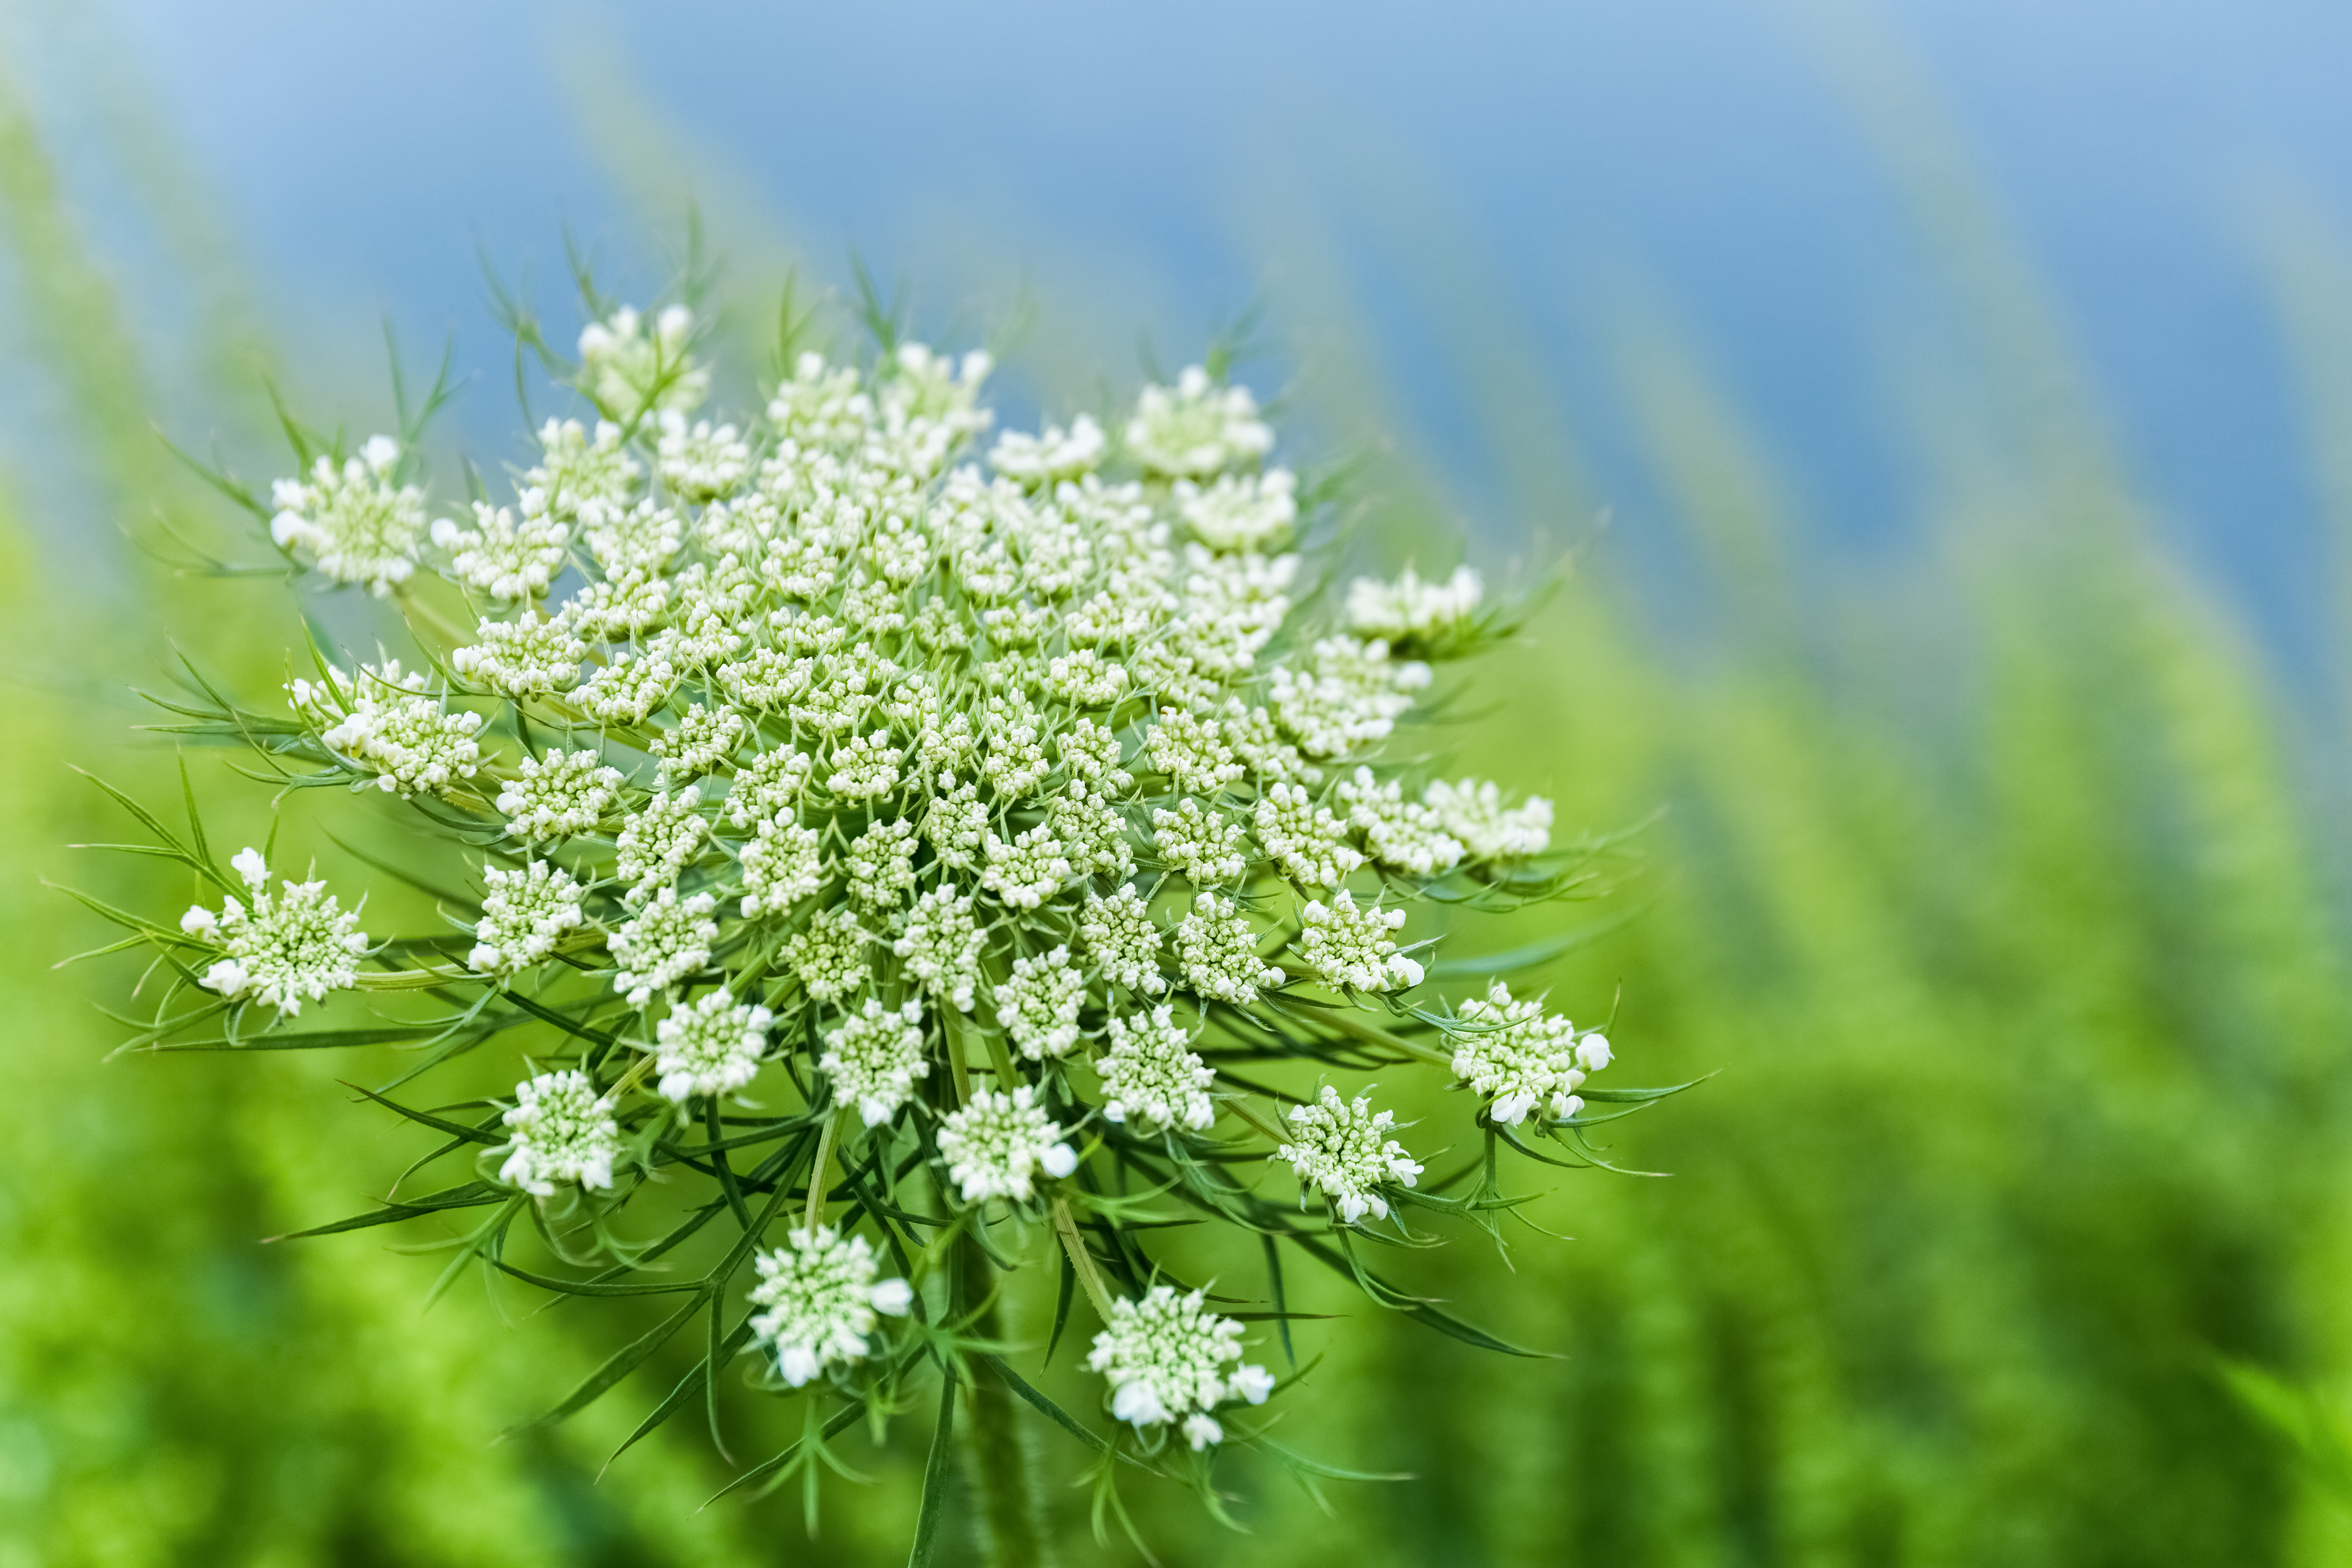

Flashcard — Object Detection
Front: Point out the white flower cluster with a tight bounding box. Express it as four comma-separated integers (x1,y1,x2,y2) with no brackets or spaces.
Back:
208,305,1626,1464
1276,1086,1424,1224
469,860,585,978
819,997,929,1126
1087,1285,1274,1450
1346,564,1483,652
269,435,424,594
651,990,772,1102
748,1225,914,1386
497,750,622,840
610,888,718,1009
1451,981,1611,1124
578,304,707,417
432,499,570,601
1099,1004,1215,1132
995,946,1085,1059
1125,368,1273,478
180,848,367,1015
1424,778,1553,860
936,1085,1077,1202
289,661,484,798
499,1069,623,1196
1295,891,1422,992
451,613,588,696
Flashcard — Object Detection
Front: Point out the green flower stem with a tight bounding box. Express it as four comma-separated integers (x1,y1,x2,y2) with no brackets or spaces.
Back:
956,1232,1055,1568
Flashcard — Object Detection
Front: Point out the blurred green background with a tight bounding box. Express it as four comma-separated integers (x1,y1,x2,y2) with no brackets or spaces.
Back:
10,5,2352,1565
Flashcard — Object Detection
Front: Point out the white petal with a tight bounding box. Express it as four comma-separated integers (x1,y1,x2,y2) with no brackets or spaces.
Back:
869,1278,914,1317
1041,1142,1078,1179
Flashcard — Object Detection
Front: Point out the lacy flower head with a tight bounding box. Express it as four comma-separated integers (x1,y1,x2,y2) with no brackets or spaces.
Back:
81,273,1673,1556
179,848,368,1015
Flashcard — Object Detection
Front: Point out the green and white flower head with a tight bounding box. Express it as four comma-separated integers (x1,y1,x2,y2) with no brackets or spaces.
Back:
767,352,872,446
180,848,367,1015
1078,886,1166,995
451,613,588,697
289,660,484,798
893,885,985,1011
981,824,1073,909
1296,891,1423,992
990,415,1107,486
615,788,709,901
737,819,825,917
269,435,425,594
995,946,1085,1059
652,704,749,785
577,304,707,417
498,750,622,840
1424,778,1553,860
1124,367,1274,478
1099,1004,1215,1132
1252,781,1362,888
499,1069,623,1196
820,997,929,1127
1452,980,1604,1124
610,887,719,1009
96,282,1661,1546
1346,564,1484,654
1277,1086,1424,1224
1337,766,1466,876
1087,1285,1273,1450
527,417,640,525
575,643,681,728
1176,469,1297,554
656,412,752,502
1171,892,1282,1004
1152,799,1249,886
936,1085,1078,1202
747,1225,914,1387
469,860,586,978
784,906,873,1003
652,991,772,1103
432,498,571,601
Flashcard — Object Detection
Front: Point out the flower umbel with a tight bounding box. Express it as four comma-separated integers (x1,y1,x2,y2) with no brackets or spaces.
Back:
499,1070,623,1196
181,848,367,1015
748,1226,914,1387
936,1085,1077,1202
1088,1286,1273,1449
1277,1086,1424,1224
94,281,1656,1550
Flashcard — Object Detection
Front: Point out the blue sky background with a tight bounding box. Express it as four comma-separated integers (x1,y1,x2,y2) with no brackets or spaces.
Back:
12,0,2352,672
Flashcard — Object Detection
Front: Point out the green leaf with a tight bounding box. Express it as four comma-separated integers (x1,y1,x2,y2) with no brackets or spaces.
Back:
979,1354,1146,1466
507,1292,708,1436
606,1315,760,1472
1578,1075,1713,1105
491,1260,709,1298
704,1397,868,1506
1292,1234,1555,1359
907,1371,957,1568
1251,1436,1412,1484
271,1180,508,1239
70,767,230,890
341,1081,506,1145
152,1024,455,1053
